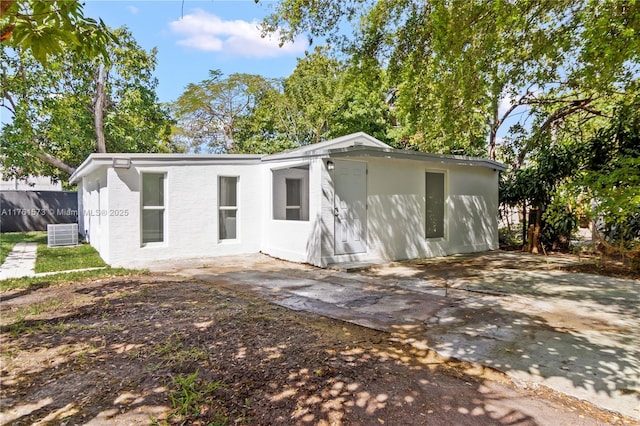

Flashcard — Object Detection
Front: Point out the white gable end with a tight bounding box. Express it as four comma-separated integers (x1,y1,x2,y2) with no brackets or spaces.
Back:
263,132,391,161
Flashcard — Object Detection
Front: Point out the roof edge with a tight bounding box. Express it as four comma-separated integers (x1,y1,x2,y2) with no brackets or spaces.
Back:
69,153,263,184
327,146,507,171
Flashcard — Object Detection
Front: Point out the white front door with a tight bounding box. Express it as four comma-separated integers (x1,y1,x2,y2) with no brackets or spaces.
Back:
334,160,367,255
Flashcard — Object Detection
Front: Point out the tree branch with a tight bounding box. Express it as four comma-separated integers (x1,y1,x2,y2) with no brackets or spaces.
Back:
35,152,76,175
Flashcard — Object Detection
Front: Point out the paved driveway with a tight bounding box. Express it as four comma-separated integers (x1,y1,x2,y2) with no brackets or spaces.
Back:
153,251,640,421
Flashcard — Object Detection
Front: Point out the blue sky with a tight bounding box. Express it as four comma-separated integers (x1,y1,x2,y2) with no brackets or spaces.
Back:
83,1,309,103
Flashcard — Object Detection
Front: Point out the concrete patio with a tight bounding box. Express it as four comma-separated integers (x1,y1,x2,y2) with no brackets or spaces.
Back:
151,251,639,421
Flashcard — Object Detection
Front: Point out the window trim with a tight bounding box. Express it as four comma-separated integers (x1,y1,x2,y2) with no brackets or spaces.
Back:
271,165,310,222
425,169,447,240
218,175,239,241
140,172,167,246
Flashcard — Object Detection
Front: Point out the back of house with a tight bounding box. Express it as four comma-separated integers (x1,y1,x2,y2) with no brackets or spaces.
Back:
70,132,505,268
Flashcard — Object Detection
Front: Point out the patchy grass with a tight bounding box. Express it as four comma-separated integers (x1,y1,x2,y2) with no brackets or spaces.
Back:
0,275,627,425
0,268,141,291
35,243,107,273
0,231,47,265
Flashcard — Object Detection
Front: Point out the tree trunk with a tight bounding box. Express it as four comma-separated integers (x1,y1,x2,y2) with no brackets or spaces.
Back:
524,207,542,253
489,125,497,161
521,202,528,247
93,65,107,153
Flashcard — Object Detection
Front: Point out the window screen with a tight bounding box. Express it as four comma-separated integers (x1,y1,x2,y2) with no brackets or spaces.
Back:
285,178,302,220
425,172,445,238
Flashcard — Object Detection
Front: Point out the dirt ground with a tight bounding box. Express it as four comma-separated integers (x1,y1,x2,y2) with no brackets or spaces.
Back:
0,273,635,425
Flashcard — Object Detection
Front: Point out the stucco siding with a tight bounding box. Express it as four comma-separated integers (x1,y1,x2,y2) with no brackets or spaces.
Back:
73,138,501,268
261,158,324,265
102,164,263,268
447,165,499,253
321,157,500,265
79,168,109,263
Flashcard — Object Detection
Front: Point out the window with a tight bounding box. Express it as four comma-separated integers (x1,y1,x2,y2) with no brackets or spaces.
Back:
142,173,165,244
272,166,309,221
285,178,302,220
219,176,238,240
425,172,445,239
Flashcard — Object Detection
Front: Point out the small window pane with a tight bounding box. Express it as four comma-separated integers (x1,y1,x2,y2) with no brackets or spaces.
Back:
142,210,164,243
143,174,164,207
426,172,445,238
286,208,301,221
219,210,237,240
219,176,237,207
286,178,301,207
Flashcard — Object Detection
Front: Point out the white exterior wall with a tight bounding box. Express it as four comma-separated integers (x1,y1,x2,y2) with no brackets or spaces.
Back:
79,169,110,262
77,152,499,269
321,157,500,265
260,158,324,264
446,164,500,254
82,163,263,268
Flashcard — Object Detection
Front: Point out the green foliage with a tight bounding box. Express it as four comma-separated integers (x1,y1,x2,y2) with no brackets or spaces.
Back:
281,46,341,144
175,49,394,153
168,371,227,422
1,27,175,182
261,0,639,159
500,141,578,209
540,191,578,250
0,0,115,64
573,92,640,249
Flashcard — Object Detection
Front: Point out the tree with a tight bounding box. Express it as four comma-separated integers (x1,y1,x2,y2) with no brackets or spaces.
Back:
260,0,639,158
171,71,276,153
234,47,392,151
1,27,175,182
575,90,640,261
281,47,342,145
0,0,114,64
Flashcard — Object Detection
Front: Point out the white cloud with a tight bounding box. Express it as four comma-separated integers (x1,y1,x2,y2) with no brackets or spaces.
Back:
169,9,306,58
498,95,515,116
127,5,139,15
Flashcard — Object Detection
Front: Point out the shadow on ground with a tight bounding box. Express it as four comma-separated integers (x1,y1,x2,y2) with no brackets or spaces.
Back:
1,269,631,425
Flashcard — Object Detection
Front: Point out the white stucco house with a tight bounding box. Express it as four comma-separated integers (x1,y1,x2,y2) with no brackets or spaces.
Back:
69,132,506,268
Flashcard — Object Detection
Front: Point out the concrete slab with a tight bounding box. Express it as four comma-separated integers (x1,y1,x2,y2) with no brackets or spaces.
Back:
0,242,37,280
165,251,640,421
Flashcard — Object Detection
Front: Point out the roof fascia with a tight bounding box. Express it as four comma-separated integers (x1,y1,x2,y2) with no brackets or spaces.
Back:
69,153,263,184
327,146,507,171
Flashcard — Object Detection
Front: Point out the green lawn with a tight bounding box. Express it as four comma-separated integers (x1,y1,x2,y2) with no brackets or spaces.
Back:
0,231,134,291
0,231,47,265
35,243,107,273
0,268,140,291
1,231,106,273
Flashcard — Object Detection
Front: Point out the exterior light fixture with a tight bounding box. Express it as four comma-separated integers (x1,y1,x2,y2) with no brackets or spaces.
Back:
327,160,335,170
112,158,131,169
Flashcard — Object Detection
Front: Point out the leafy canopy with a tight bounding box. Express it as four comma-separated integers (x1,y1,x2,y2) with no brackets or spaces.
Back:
1,27,176,182
0,0,114,64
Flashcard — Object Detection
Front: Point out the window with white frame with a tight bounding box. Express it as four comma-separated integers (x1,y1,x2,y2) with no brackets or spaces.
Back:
141,173,165,244
219,176,238,240
272,166,309,221
425,171,445,239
